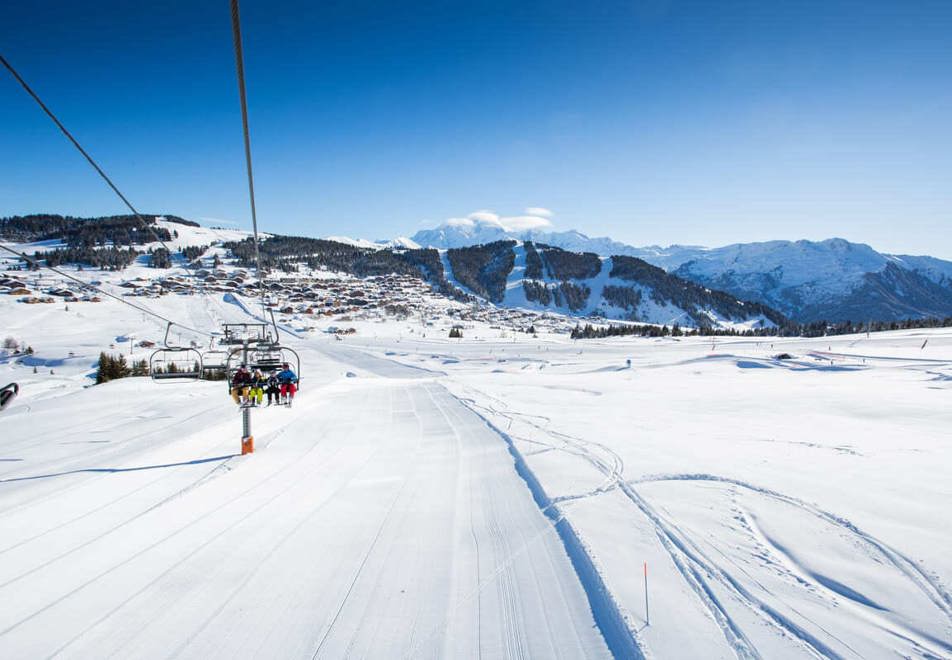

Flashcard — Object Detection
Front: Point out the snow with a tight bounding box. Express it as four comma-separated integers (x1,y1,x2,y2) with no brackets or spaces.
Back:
1,265,951,658
324,236,383,250
322,236,422,251
438,249,470,297
499,250,764,327
407,229,952,318
669,238,891,297
338,327,952,658
0,294,609,658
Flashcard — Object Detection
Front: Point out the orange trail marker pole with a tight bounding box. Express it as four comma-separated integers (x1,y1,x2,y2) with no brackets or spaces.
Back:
241,404,254,455
644,561,650,626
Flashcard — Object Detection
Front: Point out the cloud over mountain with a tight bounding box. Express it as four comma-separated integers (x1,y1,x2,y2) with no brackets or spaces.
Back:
442,209,555,234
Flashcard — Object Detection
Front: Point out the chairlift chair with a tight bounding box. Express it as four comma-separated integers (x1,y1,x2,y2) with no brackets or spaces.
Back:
221,310,301,392
150,347,203,381
200,348,229,379
0,382,19,412
220,323,273,346
249,345,284,371
149,322,203,382
225,345,300,384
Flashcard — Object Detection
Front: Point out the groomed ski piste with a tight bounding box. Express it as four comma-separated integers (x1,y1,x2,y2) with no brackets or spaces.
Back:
2,281,952,658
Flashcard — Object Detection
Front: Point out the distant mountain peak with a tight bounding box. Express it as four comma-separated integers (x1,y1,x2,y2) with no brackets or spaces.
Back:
408,221,952,322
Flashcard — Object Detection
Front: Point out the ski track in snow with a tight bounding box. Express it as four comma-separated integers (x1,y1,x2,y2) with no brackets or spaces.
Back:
3,282,951,658
445,376,952,660
636,473,952,646
0,350,610,658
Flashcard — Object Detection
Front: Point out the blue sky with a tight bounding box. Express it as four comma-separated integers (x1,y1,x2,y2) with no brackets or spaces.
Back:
2,0,951,257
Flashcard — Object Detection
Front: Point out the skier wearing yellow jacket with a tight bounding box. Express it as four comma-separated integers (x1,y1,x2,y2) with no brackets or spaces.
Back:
249,369,266,406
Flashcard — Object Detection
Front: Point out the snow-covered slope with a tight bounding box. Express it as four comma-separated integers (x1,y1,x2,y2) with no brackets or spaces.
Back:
153,217,253,248
4,277,950,657
322,235,421,251
0,293,612,658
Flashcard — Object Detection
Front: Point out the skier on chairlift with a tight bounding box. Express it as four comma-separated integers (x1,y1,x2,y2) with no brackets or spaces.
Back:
277,362,298,405
265,371,281,406
249,369,266,406
230,364,252,405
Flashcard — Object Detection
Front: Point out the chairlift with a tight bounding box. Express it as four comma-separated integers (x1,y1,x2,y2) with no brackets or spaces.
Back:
0,382,19,412
200,348,229,379
220,323,273,346
225,344,300,379
221,309,301,388
149,322,203,382
150,348,203,381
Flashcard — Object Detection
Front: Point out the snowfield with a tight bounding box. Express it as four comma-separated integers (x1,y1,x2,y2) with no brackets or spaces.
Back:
1,285,951,658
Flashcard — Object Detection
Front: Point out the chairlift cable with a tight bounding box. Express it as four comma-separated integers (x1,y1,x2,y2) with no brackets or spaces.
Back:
229,0,267,320
0,54,177,256
0,54,210,324
0,243,211,338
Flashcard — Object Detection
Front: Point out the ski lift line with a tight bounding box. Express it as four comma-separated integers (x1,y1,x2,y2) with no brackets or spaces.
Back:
0,243,211,339
229,0,267,318
0,54,176,256
0,50,212,306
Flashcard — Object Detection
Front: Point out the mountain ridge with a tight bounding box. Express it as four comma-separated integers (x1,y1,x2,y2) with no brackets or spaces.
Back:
5,212,952,324
410,222,952,322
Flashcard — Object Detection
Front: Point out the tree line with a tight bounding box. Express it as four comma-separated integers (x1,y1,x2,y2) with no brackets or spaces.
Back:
225,235,472,302
34,246,140,270
96,352,149,383
446,240,515,303
571,316,952,340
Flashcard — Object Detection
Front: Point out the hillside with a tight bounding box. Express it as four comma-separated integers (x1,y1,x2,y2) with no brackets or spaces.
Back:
220,235,785,329
448,241,786,329
669,239,952,322
12,213,952,327
411,217,952,322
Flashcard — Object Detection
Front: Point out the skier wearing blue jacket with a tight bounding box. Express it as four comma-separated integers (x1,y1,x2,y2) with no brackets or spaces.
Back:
277,363,298,405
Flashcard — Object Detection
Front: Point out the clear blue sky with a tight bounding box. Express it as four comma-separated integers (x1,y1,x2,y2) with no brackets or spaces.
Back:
2,1,951,257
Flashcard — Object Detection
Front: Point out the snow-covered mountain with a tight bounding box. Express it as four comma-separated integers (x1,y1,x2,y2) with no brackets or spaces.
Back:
324,235,421,250
412,218,952,322
664,239,952,322
412,223,654,258
438,240,783,329
6,212,951,323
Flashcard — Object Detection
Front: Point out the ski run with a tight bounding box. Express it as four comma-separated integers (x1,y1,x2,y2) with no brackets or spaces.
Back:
2,287,951,659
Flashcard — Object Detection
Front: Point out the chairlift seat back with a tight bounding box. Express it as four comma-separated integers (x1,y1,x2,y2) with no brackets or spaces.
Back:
150,347,203,382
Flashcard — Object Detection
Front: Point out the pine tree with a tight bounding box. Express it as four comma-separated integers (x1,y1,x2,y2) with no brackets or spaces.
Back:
96,352,110,384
